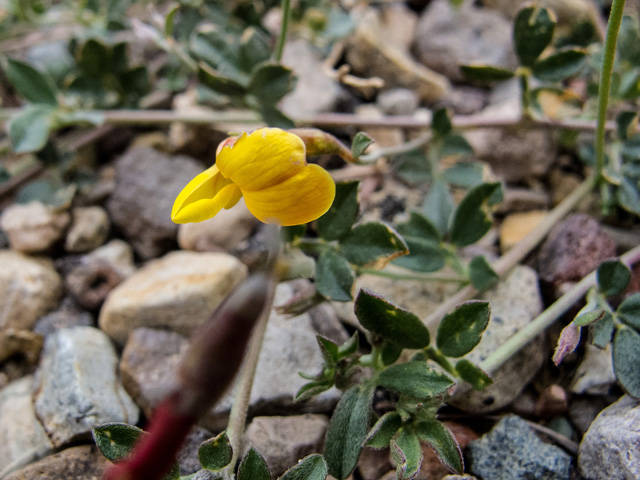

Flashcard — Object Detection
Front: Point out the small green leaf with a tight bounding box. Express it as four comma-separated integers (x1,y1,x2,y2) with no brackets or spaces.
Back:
315,250,355,301
573,309,605,327
164,3,180,37
295,378,334,402
432,108,452,137
441,134,474,157
449,182,502,247
10,105,54,153
248,63,294,105
597,260,631,297
391,428,422,480
6,58,58,105
325,382,376,479
92,422,143,462
613,327,640,398
278,454,328,480
318,335,340,365
393,237,446,273
380,340,403,366
436,301,491,358
377,362,454,400
415,420,463,473
423,180,454,236
617,293,640,330
351,132,374,158
468,256,499,292
395,150,432,183
79,39,110,77
238,448,271,480
531,48,586,82
198,431,233,471
591,311,614,348
355,289,430,349
455,359,492,391
239,27,271,71
340,222,408,267
460,64,515,83
441,162,484,188
198,63,247,96
513,6,556,66
366,412,402,449
395,211,441,242
258,104,296,129
317,181,360,241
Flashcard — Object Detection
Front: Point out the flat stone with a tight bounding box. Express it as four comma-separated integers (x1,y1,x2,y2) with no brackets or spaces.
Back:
0,376,53,477
578,395,640,480
106,147,204,259
499,210,548,252
243,414,329,478
0,250,63,332
33,326,139,447
468,415,572,480
64,206,110,253
3,445,109,480
99,251,247,345
0,202,70,253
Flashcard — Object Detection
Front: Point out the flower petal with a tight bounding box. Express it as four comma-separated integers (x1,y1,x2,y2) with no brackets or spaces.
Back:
216,128,307,191
243,163,335,226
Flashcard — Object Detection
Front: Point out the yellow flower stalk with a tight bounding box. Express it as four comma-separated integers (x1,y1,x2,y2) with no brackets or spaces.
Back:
171,128,336,226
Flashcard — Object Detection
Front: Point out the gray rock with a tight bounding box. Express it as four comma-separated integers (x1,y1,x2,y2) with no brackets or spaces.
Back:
33,326,139,447
570,344,616,395
99,251,247,345
0,376,53,477
578,395,640,480
64,206,110,253
468,415,572,480
450,266,546,413
0,250,63,332
0,202,70,253
414,0,516,82
377,88,420,116
106,147,204,259
243,414,329,478
355,4,418,54
2,445,109,480
34,297,94,337
568,395,611,436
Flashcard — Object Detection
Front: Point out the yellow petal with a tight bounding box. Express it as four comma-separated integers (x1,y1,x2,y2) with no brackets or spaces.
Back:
171,165,242,223
243,164,335,226
216,128,307,191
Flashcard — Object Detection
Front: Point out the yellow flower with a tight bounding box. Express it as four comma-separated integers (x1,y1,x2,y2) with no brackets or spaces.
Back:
171,128,336,226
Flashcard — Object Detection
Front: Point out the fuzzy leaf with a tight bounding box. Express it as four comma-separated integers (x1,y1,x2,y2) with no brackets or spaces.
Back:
391,428,423,480
423,180,454,236
596,260,631,297
513,6,556,66
449,182,502,247
279,454,328,480
455,359,492,391
613,327,640,398
468,256,499,291
415,420,463,473
238,448,271,480
592,311,614,348
366,412,402,449
249,63,294,105
198,431,233,471
6,58,58,105
436,301,491,358
317,181,360,241
617,293,640,330
531,48,586,82
377,362,454,400
340,222,408,267
315,250,355,301
573,309,606,327
92,423,143,462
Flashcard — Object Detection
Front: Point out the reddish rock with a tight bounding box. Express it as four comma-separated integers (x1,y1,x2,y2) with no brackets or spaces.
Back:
4,445,109,480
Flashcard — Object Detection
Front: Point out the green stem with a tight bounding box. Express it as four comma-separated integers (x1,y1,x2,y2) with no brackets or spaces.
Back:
357,267,465,284
275,0,291,62
480,244,640,374
595,0,626,181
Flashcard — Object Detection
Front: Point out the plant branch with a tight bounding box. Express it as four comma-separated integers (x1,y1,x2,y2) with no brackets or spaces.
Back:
357,267,465,284
275,0,291,62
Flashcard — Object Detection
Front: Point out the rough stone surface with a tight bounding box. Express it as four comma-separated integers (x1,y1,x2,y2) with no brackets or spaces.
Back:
414,0,516,82
570,344,616,395
568,395,611,436
377,88,420,116
0,201,70,253
178,198,259,252
99,251,247,345
578,395,640,480
106,147,204,259
450,266,546,413
0,376,53,476
0,328,43,364
33,326,139,447
499,210,548,252
34,296,94,337
3,445,109,480
0,250,63,332
178,426,215,475
243,414,329,478
467,415,572,480
64,206,110,253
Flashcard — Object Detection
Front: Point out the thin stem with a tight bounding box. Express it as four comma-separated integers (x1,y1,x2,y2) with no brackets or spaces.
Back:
480,244,640,374
357,267,465,284
594,0,626,181
275,0,291,62
359,132,432,163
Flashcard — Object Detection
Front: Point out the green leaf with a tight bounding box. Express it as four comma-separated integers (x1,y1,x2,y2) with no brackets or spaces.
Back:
455,359,492,391
198,63,247,96
10,105,54,153
395,150,432,183
395,211,441,242
441,162,484,188
355,289,430,349
198,431,233,471
415,420,463,473
79,39,110,77
436,301,491,358
432,108,452,137
340,222,408,267
377,362,454,400
380,340,403,366
459,64,515,83
92,422,143,462
391,428,422,480
617,293,640,330
423,180,454,236
324,382,375,479
513,6,556,66
6,58,58,105
238,448,271,480
613,327,640,398
441,134,474,157
295,377,335,402
317,181,360,241
591,311,614,348
164,3,180,37
248,63,294,105
393,211,444,272
278,454,328,480
449,182,502,247
315,250,355,301
531,48,586,82
239,27,271,71
596,260,631,297
366,412,402,449
573,309,606,327
351,132,374,158
468,256,499,291
258,104,295,129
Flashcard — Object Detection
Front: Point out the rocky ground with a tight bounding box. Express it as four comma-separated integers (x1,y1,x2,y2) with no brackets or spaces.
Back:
1,1,640,480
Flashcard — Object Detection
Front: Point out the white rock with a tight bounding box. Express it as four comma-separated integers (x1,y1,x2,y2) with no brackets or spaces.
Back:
64,206,110,253
1,202,70,253
570,344,616,395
